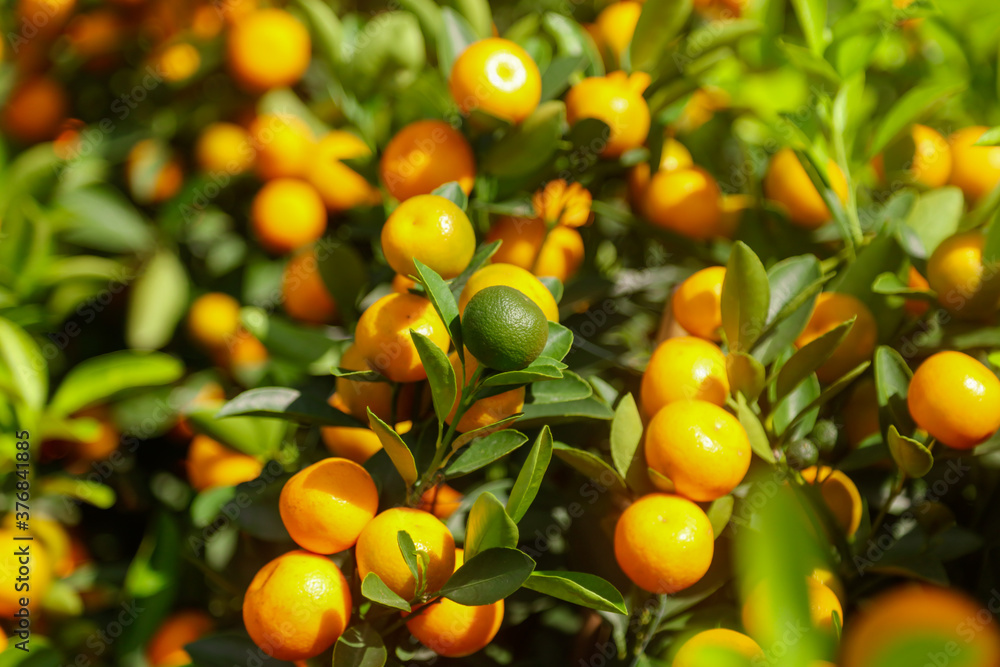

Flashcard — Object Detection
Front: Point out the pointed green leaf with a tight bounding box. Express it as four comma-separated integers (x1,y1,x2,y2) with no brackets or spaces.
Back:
789,0,827,55
553,443,627,494
465,492,519,561
506,426,553,522
722,241,771,352
887,425,933,478
126,249,189,350
413,258,463,359
361,573,411,612
411,330,457,424
439,547,535,605
523,571,627,614
868,81,965,159
775,319,854,400
727,351,766,402
368,409,418,487
446,429,528,477
737,393,775,463
874,346,915,439
48,351,183,418
707,495,734,539
610,393,648,493
629,0,693,71
397,530,421,585
333,623,387,667
216,387,361,427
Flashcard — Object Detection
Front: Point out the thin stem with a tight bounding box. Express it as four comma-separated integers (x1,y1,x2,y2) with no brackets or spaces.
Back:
629,594,670,667
870,473,906,537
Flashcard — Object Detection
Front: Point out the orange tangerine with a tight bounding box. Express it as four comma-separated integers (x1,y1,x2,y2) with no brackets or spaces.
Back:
381,194,476,280
281,249,337,324
147,610,215,667
908,350,1000,450
640,337,730,416
354,293,450,383
565,71,651,158
644,167,722,240
764,148,849,229
449,38,541,124
186,435,263,491
380,120,476,202
795,292,878,383
249,114,315,181
672,267,725,341
947,126,1000,203
251,178,327,254
227,8,311,91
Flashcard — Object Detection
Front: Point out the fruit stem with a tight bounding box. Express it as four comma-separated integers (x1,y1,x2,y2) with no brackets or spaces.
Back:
629,594,669,667
417,365,484,493
869,472,907,536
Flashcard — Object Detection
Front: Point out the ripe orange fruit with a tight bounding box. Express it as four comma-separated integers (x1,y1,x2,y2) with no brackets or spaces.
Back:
741,579,842,645
65,406,120,473
146,610,214,667
926,230,996,319
155,42,201,83
904,266,931,318
281,249,337,324
459,263,560,322
279,457,378,554
593,1,642,61
841,585,1000,667
449,38,541,124
0,528,53,616
565,71,651,158
227,9,311,91
795,292,878,383
947,126,1000,203
249,114,315,181
17,0,75,34
764,148,849,229
251,179,327,254
321,424,383,463
627,137,694,207
187,292,241,351
380,120,476,202
354,293,450,383
717,194,751,238
644,167,722,240
673,629,762,666
800,466,863,536
405,549,503,657
243,550,352,661
226,332,269,375
335,344,394,422
447,351,524,432
486,216,585,283
381,194,476,280
392,274,418,293
126,139,184,204
308,131,381,212
843,378,880,448
418,483,464,519
65,10,124,65
1,76,68,143
907,350,1000,449
645,400,751,501
186,435,263,491
532,179,592,228
195,122,254,175
614,493,714,594
672,267,725,340
640,337,730,416
356,507,456,600
875,124,951,188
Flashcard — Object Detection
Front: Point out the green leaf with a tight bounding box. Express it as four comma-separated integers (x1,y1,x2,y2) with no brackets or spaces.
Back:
126,249,189,350
294,0,343,71
553,443,628,494
737,394,775,463
482,101,566,177
37,476,116,509
541,55,586,101
414,258,463,355
0,317,47,412
542,12,604,75
431,181,469,210
773,373,821,439
184,408,284,458
874,346,915,440
523,571,627,614
57,187,156,253
439,547,535,605
215,387,361,427
538,276,563,304
361,573,411,612
779,40,839,83
789,0,827,55
973,126,1000,146
629,0,693,71
610,394,647,493
775,319,854,400
541,321,574,362
411,330,457,424
368,410,418,488
707,495,734,539
518,394,615,425
506,426,553,522
905,187,964,258
871,272,936,299
868,80,965,158
397,530,422,585
450,0,491,39
887,425,933,478
481,358,565,387
727,351,766,402
465,492,519,560
333,623,388,667
449,414,524,453
437,7,477,77
722,241,771,352
446,429,528,477
317,240,368,326
48,351,183,417
529,371,592,404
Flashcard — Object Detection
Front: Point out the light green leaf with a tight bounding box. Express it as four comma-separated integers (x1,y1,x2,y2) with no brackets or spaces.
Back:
126,249,189,350
610,394,648,493
439,547,535,605
629,0,693,71
736,393,775,463
361,573,411,612
887,425,933,478
523,571,627,614
775,319,854,400
722,241,771,352
411,330,457,424
49,351,183,417
368,410,418,488
506,426,553,522
215,387,361,427
465,492,519,560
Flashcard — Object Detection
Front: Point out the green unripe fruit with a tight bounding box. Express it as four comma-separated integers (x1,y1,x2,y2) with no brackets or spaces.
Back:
786,439,820,470
461,285,549,371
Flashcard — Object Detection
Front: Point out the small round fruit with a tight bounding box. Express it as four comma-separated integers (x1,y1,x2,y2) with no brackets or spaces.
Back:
672,267,725,340
449,38,541,124
447,351,525,432
279,458,378,554
147,611,214,667
927,230,996,319
187,293,241,351
227,9,311,91
741,579,842,647
948,126,1000,203
462,286,549,371
841,585,1000,667
308,131,380,212
281,249,337,324
1,76,68,144
335,345,394,422
418,484,464,519
877,124,951,188
356,508,456,600
593,1,642,61
644,167,722,240
380,120,476,202
907,350,1000,450
614,493,714,594
381,194,476,280
800,466,863,537
186,435,263,491
243,551,352,661
249,114,315,180
251,179,326,254
628,137,694,207
354,293,450,383
486,216,585,283
126,139,183,204
673,629,763,667
321,425,382,463
459,263,560,322
645,400,752,502
640,337,730,416
795,293,877,383
764,148,849,229
565,71,651,158
195,122,254,175
405,549,503,657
